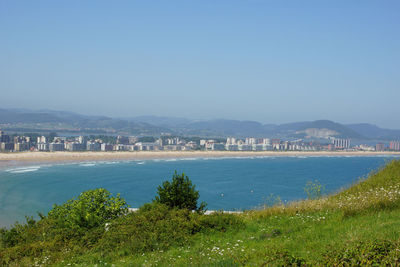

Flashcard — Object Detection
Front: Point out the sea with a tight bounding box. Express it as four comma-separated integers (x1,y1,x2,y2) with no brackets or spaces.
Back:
0,155,399,227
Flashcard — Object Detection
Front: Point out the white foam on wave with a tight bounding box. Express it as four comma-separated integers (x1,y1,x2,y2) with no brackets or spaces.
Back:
104,161,119,165
137,162,145,165
6,166,41,174
80,163,96,167
178,157,199,161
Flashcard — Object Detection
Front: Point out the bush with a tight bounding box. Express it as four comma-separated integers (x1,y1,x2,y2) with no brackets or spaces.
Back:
154,171,207,212
304,180,325,200
262,248,306,266
0,217,36,248
96,202,201,254
323,239,400,265
199,212,245,232
47,188,128,231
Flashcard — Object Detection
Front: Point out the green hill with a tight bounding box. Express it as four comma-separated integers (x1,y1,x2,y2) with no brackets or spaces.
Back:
2,161,400,266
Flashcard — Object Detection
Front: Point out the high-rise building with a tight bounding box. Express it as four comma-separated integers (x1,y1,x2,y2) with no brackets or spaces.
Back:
333,139,351,149
390,141,400,151
37,136,47,144
376,143,385,151
49,143,65,152
245,138,257,145
262,138,271,145
226,137,236,145
0,130,10,143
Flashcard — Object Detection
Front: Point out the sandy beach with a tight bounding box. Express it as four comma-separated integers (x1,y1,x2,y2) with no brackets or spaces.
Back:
1,150,400,168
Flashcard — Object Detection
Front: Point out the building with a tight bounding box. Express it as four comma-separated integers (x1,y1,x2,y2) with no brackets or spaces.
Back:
208,143,225,151
245,138,258,145
0,142,14,151
49,143,65,151
65,142,86,151
186,141,197,149
0,130,10,143
262,138,271,145
225,144,239,151
113,144,127,151
333,139,351,149
37,143,49,151
87,141,101,151
13,136,31,151
128,136,138,144
356,144,375,151
14,142,30,151
376,143,385,152
117,136,129,145
226,137,237,145
101,143,114,151
0,130,13,151
76,136,85,144
37,136,47,144
53,137,67,143
252,144,263,151
390,141,400,151
135,142,158,151
237,144,250,151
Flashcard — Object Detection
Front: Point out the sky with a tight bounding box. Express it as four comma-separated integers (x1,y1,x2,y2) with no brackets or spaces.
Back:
0,1,399,128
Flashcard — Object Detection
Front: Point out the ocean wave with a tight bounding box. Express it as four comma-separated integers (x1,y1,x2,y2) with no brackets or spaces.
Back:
6,166,41,174
137,162,145,165
79,163,96,167
104,161,119,165
178,157,199,161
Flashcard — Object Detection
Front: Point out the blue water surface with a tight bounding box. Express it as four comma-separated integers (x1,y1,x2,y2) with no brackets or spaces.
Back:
0,156,397,227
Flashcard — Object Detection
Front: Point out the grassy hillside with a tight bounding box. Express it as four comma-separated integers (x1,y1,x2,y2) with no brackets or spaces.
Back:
2,161,400,266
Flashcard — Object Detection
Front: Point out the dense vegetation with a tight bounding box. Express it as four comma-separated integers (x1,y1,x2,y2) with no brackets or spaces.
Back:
154,171,207,212
2,162,400,266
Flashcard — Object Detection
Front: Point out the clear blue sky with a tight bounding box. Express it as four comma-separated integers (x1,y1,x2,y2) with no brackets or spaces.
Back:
1,1,399,128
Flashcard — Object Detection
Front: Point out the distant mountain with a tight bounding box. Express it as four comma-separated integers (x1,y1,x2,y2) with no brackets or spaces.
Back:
127,116,192,128
347,123,400,140
0,108,66,124
183,119,268,137
129,116,365,138
275,120,364,139
0,109,168,135
1,108,399,140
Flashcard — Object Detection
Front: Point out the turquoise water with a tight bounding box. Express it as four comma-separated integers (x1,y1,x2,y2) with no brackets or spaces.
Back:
0,156,397,227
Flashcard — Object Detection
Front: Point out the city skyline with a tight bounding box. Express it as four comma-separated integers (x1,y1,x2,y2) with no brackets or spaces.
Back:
1,1,399,128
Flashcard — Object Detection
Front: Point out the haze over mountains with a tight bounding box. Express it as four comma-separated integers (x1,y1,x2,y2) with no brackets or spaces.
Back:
1,108,399,140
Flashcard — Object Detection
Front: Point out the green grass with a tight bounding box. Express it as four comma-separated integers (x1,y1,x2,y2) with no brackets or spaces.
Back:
2,160,400,266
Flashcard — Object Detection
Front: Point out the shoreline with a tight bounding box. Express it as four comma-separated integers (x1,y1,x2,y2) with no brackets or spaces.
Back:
1,151,400,169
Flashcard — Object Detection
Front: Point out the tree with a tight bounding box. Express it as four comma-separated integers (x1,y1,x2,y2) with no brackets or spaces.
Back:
154,171,207,212
47,188,128,230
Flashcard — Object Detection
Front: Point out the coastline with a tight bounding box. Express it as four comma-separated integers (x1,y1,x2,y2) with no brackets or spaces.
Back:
1,151,400,169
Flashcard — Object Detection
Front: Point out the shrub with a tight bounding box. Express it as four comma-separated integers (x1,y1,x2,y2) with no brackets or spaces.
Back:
154,171,207,212
199,212,245,232
47,188,128,231
323,239,400,265
304,180,325,200
262,248,307,266
0,217,36,248
96,202,201,254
